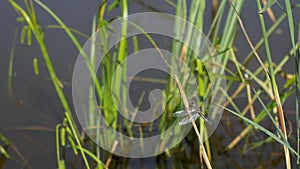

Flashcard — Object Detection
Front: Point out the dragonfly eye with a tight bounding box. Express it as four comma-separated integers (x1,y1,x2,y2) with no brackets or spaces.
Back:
189,101,196,108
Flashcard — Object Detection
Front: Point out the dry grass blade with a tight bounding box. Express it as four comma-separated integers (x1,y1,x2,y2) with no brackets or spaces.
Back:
230,3,270,77
105,140,119,169
261,0,276,22
174,75,212,169
231,2,291,168
256,1,291,167
245,73,256,119
6,126,54,132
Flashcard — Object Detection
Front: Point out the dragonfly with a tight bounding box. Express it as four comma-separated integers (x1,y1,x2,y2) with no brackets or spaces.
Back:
172,102,210,126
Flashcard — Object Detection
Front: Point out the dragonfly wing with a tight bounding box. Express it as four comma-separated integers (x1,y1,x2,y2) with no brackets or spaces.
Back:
198,112,210,124
172,108,196,117
172,110,186,117
178,113,200,126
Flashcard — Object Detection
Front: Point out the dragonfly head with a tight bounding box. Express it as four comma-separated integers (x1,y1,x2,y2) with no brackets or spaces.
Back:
189,101,196,108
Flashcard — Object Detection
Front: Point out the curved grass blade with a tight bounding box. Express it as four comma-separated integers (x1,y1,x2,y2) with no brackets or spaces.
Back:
224,106,299,158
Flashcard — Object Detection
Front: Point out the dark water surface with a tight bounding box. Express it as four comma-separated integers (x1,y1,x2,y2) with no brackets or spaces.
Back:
0,0,298,168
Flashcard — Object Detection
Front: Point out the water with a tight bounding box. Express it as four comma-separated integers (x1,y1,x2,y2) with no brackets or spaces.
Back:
0,0,297,168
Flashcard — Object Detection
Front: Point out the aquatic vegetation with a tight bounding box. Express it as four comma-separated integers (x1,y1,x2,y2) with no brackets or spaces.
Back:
4,0,300,168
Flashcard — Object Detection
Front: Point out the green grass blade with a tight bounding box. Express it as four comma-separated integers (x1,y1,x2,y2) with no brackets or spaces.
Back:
75,146,105,169
245,137,273,153
10,1,91,168
253,87,289,145
56,124,64,169
132,36,139,53
243,13,286,66
297,21,300,165
256,1,291,167
207,0,226,40
20,26,27,44
284,0,296,49
8,28,18,94
0,134,10,158
224,107,299,158
259,0,276,13
27,27,32,45
45,25,89,39
226,88,295,150
33,57,39,75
